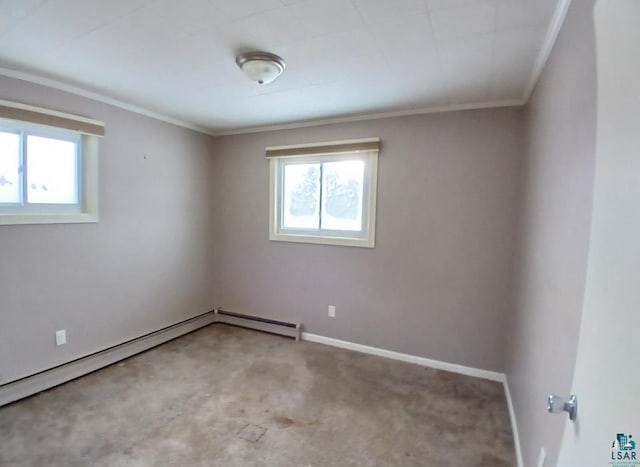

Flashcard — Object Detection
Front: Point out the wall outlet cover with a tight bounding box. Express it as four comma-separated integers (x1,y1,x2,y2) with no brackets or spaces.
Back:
55,330,67,346
328,305,336,317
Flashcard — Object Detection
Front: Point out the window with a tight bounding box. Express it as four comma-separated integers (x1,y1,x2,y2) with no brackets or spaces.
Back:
0,100,102,225
268,138,379,248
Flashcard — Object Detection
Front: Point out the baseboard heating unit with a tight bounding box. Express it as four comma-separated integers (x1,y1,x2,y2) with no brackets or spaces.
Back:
213,308,302,341
0,308,301,407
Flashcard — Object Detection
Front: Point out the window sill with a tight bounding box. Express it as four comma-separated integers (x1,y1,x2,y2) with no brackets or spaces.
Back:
0,213,98,226
269,232,375,248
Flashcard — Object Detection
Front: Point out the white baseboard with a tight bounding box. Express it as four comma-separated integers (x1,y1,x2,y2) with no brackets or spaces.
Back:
300,332,504,382
504,378,524,467
0,311,217,407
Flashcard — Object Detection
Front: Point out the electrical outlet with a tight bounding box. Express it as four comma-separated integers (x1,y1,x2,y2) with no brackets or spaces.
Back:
55,330,67,346
537,447,546,467
328,305,336,317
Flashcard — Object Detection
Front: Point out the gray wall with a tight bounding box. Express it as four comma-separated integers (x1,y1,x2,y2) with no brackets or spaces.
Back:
0,76,216,384
212,108,522,372
506,1,598,465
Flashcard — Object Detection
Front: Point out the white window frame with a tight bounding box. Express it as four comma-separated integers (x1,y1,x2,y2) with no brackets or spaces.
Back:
0,102,101,226
268,139,379,248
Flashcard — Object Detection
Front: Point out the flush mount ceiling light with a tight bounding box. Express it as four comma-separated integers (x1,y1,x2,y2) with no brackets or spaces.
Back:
236,51,286,85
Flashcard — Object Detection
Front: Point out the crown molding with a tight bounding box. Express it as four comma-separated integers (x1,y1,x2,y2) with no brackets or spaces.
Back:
0,66,215,136
211,99,525,137
523,0,573,102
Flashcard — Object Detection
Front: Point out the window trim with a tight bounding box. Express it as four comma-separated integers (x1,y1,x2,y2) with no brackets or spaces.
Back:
0,99,105,137
0,100,104,225
268,139,379,248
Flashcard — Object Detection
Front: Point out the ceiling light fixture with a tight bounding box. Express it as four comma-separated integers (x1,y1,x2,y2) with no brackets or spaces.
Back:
235,51,286,85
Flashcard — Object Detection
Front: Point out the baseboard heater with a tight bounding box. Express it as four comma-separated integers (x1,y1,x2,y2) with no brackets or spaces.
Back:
0,310,218,407
0,308,302,407
213,308,301,341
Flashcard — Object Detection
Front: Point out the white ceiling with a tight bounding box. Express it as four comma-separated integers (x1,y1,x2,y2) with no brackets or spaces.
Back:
0,0,561,134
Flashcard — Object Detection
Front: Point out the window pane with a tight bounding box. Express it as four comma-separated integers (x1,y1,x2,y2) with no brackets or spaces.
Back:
0,131,21,204
26,135,78,204
283,163,320,230
321,160,364,232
